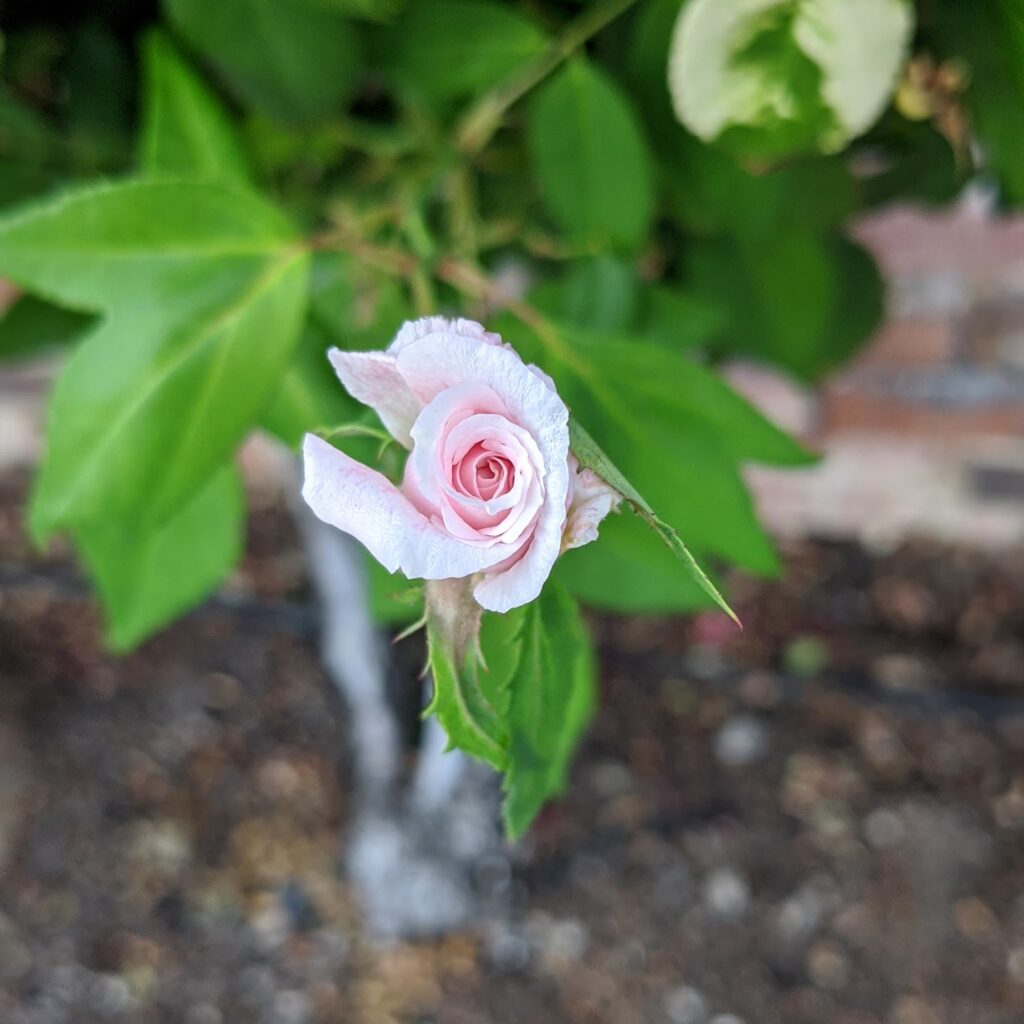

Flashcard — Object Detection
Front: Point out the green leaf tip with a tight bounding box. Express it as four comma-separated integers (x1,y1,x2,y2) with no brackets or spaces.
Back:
568,415,742,628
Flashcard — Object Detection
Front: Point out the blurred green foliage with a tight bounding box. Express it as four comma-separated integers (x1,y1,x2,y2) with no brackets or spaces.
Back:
0,0,1019,825
0,0,1008,637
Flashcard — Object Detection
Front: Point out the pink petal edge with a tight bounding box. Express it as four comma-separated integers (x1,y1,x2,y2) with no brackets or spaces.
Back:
327,349,421,449
302,434,519,581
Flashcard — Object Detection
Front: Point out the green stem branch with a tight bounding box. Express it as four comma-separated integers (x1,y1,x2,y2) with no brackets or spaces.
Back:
454,0,642,155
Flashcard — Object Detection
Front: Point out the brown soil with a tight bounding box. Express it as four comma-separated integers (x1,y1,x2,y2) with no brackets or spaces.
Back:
1,470,1023,1024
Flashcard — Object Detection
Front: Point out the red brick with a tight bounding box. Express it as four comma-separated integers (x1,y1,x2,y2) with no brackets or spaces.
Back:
849,318,957,369
821,387,1024,438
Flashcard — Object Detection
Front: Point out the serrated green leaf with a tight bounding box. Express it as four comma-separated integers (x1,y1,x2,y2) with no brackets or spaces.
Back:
501,581,595,839
425,578,508,771
165,0,363,123
556,512,712,613
0,179,309,539
667,134,856,239
528,58,654,248
381,0,546,102
0,295,92,363
568,417,740,626
497,319,810,612
139,30,252,183
77,466,244,651
366,557,423,626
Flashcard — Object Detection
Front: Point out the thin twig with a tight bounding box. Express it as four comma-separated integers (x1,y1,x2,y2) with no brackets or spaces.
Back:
454,0,643,155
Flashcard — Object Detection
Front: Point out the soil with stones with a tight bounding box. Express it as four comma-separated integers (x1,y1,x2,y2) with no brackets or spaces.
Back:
1,469,1023,1024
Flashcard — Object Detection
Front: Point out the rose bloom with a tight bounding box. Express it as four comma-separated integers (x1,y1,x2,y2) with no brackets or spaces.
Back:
302,317,619,612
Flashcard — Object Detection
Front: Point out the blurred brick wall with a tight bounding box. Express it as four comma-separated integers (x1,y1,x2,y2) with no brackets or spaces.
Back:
733,188,1024,550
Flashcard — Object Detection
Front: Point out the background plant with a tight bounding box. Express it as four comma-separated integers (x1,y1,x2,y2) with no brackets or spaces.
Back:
0,0,1017,835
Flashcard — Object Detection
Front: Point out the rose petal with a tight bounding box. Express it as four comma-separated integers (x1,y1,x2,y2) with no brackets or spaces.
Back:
394,334,569,477
390,316,504,356
327,349,422,448
302,434,521,580
562,467,622,552
393,334,571,613
407,383,508,507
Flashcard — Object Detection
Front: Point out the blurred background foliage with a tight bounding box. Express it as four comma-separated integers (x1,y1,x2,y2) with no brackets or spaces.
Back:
0,0,1017,648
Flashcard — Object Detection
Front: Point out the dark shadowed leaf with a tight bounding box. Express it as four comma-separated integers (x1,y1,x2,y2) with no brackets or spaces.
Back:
688,231,884,380
165,0,362,123
382,0,546,102
0,295,93,363
0,180,308,541
528,58,654,248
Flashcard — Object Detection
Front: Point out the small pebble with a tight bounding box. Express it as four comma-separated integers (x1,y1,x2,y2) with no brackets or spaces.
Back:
714,715,770,767
864,808,905,849
665,985,708,1024
703,868,750,921
483,921,531,973
776,887,825,946
89,974,133,1016
889,995,942,1024
807,941,850,990
590,760,634,798
272,990,311,1024
710,1016,746,1024
523,912,589,974
1007,946,1024,985
249,899,292,953
187,1005,223,1024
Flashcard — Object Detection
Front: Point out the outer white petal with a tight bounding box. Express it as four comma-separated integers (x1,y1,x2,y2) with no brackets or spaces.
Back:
327,349,421,448
302,434,519,580
562,467,622,552
389,316,503,356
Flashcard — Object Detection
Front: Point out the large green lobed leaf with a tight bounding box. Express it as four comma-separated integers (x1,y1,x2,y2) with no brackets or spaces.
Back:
0,180,309,542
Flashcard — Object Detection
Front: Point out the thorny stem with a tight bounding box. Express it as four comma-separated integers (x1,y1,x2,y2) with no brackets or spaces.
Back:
454,0,643,156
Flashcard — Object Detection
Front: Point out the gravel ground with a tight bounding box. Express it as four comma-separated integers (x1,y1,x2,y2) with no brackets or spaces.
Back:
1,471,1023,1024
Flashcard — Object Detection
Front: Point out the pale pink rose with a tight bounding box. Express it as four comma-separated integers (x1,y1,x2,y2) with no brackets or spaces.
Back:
301,317,620,612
